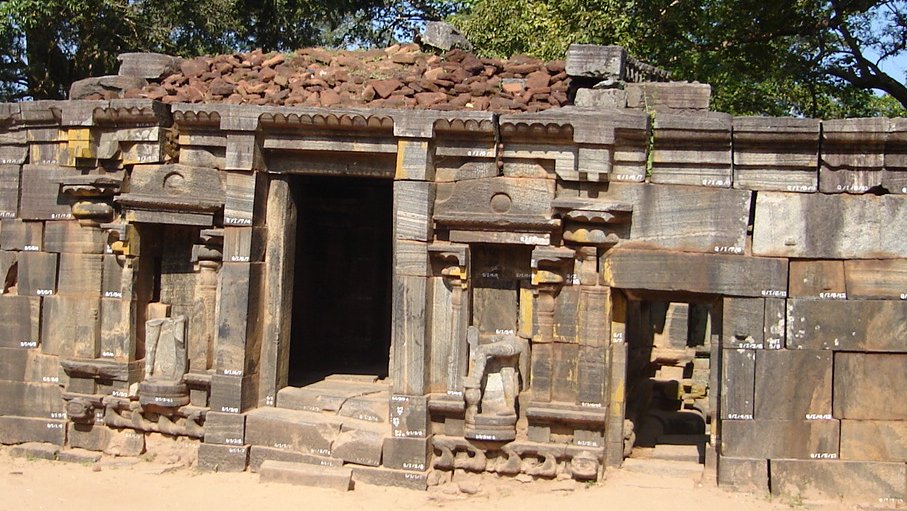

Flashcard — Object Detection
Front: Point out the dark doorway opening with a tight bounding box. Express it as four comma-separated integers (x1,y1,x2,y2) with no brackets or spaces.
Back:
288,175,393,386
623,295,716,462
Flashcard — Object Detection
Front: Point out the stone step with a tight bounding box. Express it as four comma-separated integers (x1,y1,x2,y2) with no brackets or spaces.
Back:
245,407,392,466
246,407,343,457
621,457,704,479
276,380,389,424
259,460,352,491
630,443,704,463
249,445,343,472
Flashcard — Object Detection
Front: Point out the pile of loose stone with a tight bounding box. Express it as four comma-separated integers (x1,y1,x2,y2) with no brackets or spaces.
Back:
86,44,570,113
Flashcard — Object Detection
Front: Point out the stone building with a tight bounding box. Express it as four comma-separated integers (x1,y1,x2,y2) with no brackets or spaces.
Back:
0,43,904,503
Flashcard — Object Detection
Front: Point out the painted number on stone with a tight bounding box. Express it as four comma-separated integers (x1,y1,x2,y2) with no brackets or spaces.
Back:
224,217,252,225
809,452,837,459
19,341,38,348
714,246,744,254
221,406,240,413
46,423,63,429
819,292,846,299
23,245,39,251
726,413,753,420
36,289,53,296
761,290,787,298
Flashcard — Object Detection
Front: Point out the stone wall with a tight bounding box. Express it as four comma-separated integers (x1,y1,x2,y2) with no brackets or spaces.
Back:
0,44,903,504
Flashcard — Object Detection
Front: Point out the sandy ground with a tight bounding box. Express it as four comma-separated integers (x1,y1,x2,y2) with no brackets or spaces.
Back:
0,446,857,511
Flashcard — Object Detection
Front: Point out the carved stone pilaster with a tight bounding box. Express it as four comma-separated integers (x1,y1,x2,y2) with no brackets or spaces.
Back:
428,243,469,396
531,247,574,343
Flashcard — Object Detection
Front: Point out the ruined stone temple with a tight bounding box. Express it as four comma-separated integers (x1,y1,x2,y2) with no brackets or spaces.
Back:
0,41,904,503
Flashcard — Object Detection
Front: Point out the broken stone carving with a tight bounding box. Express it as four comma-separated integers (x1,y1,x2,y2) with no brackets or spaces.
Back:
139,315,190,410
463,326,529,442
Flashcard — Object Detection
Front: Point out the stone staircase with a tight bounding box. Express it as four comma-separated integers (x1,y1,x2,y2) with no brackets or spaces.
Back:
620,442,706,483
244,376,427,489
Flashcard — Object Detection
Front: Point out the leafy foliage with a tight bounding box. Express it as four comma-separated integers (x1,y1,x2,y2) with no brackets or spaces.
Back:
0,0,452,101
451,0,907,117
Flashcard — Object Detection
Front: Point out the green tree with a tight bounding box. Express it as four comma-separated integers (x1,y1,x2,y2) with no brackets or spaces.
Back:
0,0,451,101
451,0,907,117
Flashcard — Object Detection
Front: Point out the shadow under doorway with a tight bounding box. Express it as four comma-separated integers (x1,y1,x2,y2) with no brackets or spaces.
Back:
287,174,393,387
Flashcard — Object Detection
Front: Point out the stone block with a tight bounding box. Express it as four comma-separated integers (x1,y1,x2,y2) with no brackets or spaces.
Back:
350,465,427,490
394,240,430,277
57,448,102,464
788,260,845,298
577,345,608,407
0,416,66,445
391,276,428,395
720,419,839,459
754,350,832,420
16,251,58,297
651,112,731,187
721,349,755,420
9,442,59,460
389,394,428,439
603,249,788,298
574,88,627,109
717,456,768,493
0,166,20,218
117,52,182,79
565,45,627,79
770,459,906,503
382,436,429,471
598,183,750,254
223,227,265,263
843,259,907,299
248,445,342,472
19,165,76,220
763,298,785,350
435,177,555,236
0,295,40,348
42,295,100,357
259,460,352,490
732,117,819,192
0,380,64,418
43,221,106,253
752,191,907,258
209,373,259,415
834,353,907,420
395,138,434,181
204,411,246,446
394,181,434,242
722,297,764,349
68,423,111,452
0,348,29,380
840,420,907,462
820,117,887,194
56,253,103,296
626,82,711,110
787,299,907,351
331,425,385,467
0,219,42,250
100,298,137,360
245,408,341,456
224,171,262,225
214,262,263,375
197,443,249,472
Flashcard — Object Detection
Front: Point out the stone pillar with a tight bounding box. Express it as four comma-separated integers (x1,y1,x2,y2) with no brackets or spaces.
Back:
258,175,296,406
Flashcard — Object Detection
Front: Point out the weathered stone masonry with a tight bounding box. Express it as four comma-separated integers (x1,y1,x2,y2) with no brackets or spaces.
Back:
0,45,905,503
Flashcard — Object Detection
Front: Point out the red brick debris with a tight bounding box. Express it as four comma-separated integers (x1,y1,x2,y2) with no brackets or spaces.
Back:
101,44,570,113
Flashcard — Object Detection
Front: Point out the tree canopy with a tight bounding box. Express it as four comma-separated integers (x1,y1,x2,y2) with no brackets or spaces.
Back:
451,0,907,117
0,0,453,101
0,0,905,118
